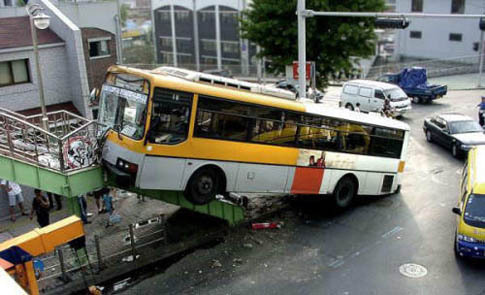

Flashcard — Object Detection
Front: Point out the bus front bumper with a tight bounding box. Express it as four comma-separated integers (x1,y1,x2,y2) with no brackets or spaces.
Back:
456,240,485,258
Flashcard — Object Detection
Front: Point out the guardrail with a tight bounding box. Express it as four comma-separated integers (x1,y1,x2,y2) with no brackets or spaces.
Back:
0,107,102,173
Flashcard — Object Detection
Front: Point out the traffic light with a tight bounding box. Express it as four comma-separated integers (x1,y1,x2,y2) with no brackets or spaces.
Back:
375,17,410,29
480,18,485,31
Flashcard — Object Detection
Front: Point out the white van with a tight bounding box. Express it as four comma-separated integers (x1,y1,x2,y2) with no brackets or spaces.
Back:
340,80,411,117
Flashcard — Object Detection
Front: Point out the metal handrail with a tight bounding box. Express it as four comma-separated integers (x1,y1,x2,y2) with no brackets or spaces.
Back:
0,108,102,173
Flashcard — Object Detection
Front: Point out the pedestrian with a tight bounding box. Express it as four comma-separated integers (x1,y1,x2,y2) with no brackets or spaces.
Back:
78,194,91,225
0,179,27,222
103,190,114,228
46,192,62,211
30,189,50,228
381,98,393,117
477,96,485,126
355,103,361,113
93,188,106,214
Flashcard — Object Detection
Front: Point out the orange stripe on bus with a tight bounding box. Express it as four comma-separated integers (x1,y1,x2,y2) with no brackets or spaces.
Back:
290,167,324,194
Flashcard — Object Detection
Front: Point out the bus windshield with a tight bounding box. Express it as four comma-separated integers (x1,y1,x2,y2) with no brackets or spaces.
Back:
98,74,149,140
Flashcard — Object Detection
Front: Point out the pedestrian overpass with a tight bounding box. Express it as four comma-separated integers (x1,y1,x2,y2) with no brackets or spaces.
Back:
0,108,244,225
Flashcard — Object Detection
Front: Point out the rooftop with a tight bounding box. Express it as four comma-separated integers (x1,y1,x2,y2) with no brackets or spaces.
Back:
0,16,64,50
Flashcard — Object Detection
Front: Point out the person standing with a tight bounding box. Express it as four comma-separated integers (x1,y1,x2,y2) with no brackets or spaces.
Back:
30,189,50,227
477,96,485,126
103,190,114,228
0,179,27,222
46,192,62,211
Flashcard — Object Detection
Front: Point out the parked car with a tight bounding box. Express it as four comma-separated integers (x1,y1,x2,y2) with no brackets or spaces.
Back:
274,80,324,101
340,80,411,117
423,113,485,158
453,145,485,259
378,67,447,104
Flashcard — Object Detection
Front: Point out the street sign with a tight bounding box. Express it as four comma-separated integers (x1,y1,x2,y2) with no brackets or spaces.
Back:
293,61,313,80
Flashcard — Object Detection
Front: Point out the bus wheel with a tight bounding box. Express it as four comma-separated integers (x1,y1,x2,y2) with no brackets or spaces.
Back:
333,176,356,209
345,104,354,111
185,167,219,205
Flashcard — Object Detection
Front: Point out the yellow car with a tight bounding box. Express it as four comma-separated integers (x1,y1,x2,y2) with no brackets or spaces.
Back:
453,146,485,258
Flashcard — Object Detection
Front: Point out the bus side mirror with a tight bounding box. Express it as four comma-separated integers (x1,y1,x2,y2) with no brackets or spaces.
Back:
452,207,461,215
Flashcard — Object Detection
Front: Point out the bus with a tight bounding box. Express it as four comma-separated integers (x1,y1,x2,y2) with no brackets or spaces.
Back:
96,65,410,208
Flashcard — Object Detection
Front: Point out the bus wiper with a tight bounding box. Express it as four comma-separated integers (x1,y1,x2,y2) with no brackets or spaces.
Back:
113,123,123,141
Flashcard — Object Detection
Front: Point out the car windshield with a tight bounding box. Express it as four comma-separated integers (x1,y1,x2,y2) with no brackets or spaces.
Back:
384,88,407,101
464,194,485,228
449,120,483,134
98,74,149,140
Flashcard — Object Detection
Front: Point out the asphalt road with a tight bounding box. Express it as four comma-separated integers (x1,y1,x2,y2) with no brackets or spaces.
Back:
120,90,485,295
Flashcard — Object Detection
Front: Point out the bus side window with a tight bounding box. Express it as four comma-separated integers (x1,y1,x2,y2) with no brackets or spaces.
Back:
148,88,193,145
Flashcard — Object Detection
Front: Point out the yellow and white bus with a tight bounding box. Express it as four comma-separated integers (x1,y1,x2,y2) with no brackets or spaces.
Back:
97,66,410,208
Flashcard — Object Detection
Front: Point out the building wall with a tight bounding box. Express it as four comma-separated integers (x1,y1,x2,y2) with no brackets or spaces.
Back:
81,28,118,90
39,0,91,118
152,0,253,72
0,46,72,111
54,1,118,35
396,0,484,60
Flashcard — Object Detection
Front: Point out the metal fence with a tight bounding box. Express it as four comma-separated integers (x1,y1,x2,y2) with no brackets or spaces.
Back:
0,107,102,172
366,54,482,79
36,215,167,292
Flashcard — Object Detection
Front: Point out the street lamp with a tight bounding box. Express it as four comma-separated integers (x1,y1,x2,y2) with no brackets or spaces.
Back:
26,4,50,130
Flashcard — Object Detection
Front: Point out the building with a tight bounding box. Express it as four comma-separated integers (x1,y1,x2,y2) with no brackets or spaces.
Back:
0,0,118,119
151,0,256,75
395,0,483,60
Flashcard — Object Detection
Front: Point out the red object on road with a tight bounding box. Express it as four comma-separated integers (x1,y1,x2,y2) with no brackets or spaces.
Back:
251,222,281,230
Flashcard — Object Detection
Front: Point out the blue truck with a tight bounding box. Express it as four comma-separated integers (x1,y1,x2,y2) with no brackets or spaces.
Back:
377,67,447,104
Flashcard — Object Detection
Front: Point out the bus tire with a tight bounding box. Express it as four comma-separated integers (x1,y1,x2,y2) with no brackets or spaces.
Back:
333,176,357,209
185,167,220,205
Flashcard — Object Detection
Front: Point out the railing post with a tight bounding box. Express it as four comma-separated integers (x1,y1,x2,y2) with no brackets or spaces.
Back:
57,248,71,283
128,224,137,262
94,235,105,272
58,137,65,172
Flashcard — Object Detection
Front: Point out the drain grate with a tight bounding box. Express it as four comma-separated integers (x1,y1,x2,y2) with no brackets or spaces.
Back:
399,263,428,278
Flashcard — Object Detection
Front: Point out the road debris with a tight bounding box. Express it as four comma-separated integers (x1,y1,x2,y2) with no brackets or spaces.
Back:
211,259,222,268
242,243,253,249
251,222,282,230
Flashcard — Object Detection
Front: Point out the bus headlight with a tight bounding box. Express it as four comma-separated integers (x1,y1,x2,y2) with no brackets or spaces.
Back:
458,234,477,243
117,158,139,174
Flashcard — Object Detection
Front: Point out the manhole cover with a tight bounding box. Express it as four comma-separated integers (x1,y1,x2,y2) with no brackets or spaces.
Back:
399,263,428,278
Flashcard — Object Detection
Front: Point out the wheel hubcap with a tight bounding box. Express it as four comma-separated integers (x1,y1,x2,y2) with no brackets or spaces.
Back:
197,176,213,194
338,187,351,203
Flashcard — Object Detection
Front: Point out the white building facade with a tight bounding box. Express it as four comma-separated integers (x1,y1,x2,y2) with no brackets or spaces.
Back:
395,0,484,60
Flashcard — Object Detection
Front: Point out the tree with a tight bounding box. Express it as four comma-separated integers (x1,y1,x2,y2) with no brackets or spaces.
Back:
240,0,385,88
120,4,130,27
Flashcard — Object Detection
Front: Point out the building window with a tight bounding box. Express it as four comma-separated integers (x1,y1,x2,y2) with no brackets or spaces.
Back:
451,0,465,14
201,39,217,53
222,42,240,55
221,12,238,24
410,31,422,39
88,38,111,59
159,11,170,22
0,59,30,87
449,33,463,42
411,0,423,12
175,10,190,21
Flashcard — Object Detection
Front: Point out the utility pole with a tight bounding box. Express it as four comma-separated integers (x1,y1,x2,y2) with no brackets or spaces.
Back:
297,0,306,100
193,0,200,71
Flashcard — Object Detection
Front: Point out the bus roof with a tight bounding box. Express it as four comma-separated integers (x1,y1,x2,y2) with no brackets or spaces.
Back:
471,146,485,194
109,65,306,113
108,65,410,131
304,100,410,131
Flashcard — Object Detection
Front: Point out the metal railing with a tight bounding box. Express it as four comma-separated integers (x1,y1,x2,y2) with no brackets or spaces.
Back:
0,107,102,173
366,54,482,79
